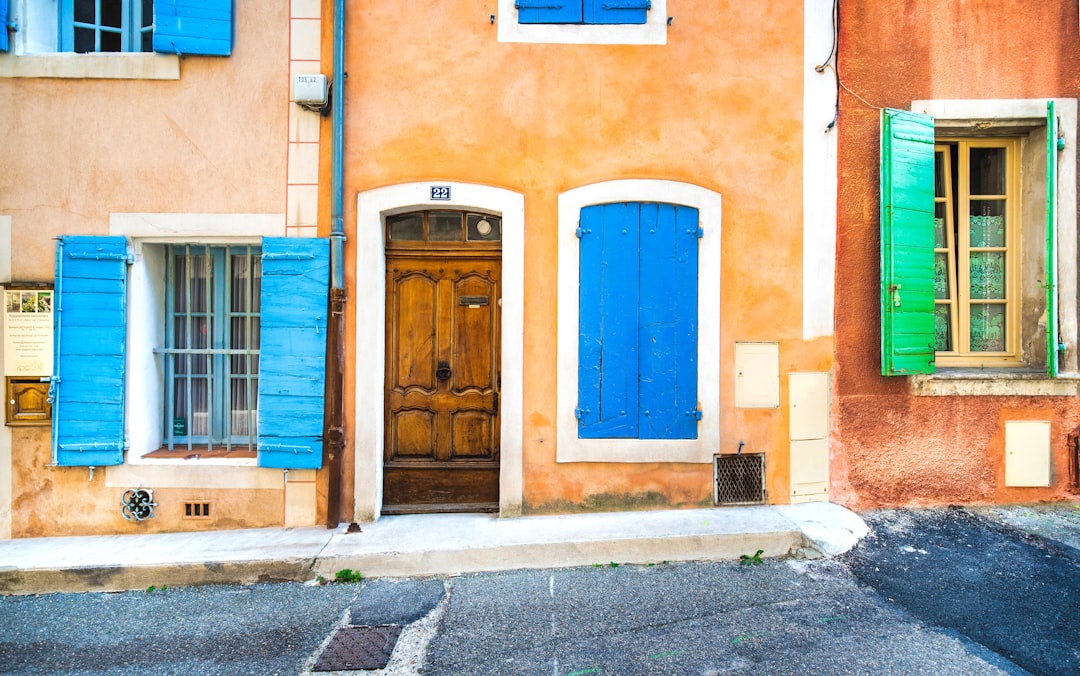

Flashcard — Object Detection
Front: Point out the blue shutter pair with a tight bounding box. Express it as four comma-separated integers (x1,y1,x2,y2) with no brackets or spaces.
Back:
516,0,650,25
577,203,700,440
52,236,328,469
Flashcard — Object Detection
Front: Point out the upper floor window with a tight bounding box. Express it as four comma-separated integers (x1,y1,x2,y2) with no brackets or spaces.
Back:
515,0,651,25
62,0,153,53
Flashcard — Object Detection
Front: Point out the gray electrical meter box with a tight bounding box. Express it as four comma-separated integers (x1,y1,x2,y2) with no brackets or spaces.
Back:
293,74,328,106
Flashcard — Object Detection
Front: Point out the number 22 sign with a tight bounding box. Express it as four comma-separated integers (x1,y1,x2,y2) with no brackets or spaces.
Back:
430,186,451,201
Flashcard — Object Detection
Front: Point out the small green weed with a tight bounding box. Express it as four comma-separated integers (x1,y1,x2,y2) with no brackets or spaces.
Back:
739,549,764,566
334,569,363,583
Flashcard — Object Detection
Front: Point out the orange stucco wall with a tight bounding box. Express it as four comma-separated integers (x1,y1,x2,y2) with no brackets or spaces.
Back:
1,5,293,536
834,0,1080,509
339,2,829,514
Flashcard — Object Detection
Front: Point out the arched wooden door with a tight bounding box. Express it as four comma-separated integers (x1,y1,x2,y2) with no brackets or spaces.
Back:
383,211,501,513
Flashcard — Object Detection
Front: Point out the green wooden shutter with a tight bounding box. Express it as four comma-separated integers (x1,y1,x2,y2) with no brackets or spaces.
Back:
880,108,936,376
52,236,129,467
1046,100,1060,377
257,237,329,469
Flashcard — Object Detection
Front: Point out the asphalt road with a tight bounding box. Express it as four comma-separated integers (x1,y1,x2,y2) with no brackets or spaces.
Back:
1,506,1077,675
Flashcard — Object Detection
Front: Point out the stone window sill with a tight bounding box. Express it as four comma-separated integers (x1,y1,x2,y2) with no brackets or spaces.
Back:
910,370,1080,396
0,53,180,80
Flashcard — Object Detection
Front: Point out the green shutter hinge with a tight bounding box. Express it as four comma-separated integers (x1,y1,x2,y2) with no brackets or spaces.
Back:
575,226,591,238
687,408,703,420
575,406,589,420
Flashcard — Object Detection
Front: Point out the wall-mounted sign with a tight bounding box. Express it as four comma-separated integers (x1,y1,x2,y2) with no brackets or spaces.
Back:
430,185,451,201
4,288,54,377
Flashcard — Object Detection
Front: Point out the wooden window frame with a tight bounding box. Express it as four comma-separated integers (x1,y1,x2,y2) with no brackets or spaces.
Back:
934,137,1022,367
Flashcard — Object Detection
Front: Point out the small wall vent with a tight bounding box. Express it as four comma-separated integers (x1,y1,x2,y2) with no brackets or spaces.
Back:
715,453,766,505
183,501,212,519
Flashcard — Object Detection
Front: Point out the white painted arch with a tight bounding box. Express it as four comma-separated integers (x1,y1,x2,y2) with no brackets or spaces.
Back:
354,183,524,520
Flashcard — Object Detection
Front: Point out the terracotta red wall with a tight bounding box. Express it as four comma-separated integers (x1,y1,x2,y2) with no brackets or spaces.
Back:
834,0,1080,508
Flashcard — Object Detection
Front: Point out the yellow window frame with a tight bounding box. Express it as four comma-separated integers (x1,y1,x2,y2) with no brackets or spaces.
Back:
935,137,1022,367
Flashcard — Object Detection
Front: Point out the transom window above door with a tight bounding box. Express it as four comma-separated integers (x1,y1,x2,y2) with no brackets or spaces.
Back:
386,211,502,247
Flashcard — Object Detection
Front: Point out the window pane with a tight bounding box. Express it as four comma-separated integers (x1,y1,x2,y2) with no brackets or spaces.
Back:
934,208,947,248
934,151,946,198
934,305,952,351
74,27,96,53
142,0,154,27
142,31,153,52
934,253,950,299
968,201,1005,247
969,147,1006,195
74,0,97,24
428,212,462,241
387,213,423,240
969,252,1006,299
101,0,122,28
467,214,502,241
99,30,121,52
970,304,1006,352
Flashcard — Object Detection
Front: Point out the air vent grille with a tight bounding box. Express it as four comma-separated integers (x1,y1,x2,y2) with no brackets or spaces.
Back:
715,453,766,505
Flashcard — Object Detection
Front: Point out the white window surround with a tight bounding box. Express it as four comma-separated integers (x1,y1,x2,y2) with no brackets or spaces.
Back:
909,98,1079,392
497,0,667,45
557,180,721,463
108,212,284,468
1,2,178,79
355,183,525,520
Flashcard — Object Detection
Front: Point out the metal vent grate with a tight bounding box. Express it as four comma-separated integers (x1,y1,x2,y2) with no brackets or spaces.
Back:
183,501,211,519
715,453,766,505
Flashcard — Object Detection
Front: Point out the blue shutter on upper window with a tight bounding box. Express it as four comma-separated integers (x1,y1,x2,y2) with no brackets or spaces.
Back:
257,237,329,469
0,0,10,52
153,0,233,56
515,0,583,24
578,203,640,438
638,204,699,439
584,0,651,25
52,237,129,467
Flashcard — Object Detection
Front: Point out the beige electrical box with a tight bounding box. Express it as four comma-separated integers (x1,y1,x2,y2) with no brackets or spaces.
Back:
1005,420,1051,487
789,372,829,440
734,342,780,408
790,438,829,501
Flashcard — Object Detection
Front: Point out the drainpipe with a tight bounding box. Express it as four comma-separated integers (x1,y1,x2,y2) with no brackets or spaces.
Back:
323,0,347,528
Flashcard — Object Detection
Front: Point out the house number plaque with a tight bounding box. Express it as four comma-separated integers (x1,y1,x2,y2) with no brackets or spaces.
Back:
430,186,451,200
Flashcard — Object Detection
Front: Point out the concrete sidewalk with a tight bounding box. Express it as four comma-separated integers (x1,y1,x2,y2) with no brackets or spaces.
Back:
0,502,867,595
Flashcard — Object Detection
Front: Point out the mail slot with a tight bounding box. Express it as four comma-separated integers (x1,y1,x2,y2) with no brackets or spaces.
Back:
459,296,489,306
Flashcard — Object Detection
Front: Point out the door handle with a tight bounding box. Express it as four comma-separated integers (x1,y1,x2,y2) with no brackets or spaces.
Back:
436,361,452,381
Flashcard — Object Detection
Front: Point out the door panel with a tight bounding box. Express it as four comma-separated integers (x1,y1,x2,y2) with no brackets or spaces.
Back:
384,255,501,513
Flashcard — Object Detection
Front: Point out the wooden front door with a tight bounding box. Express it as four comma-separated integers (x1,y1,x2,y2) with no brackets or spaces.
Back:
383,254,501,513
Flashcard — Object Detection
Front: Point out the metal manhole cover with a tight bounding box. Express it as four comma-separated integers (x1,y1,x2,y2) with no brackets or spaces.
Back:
313,625,403,671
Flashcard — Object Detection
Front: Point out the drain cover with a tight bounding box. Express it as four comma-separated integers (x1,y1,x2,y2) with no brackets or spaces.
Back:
313,625,403,671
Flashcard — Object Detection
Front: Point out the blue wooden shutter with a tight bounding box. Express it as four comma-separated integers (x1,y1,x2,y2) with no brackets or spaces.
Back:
515,0,582,24
153,0,233,56
585,0,650,25
880,108,936,376
257,237,328,469
0,0,10,53
1046,100,1060,377
52,236,129,467
578,203,639,438
638,204,699,439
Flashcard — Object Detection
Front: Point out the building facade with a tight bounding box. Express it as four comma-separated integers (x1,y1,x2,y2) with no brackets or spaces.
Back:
833,0,1080,508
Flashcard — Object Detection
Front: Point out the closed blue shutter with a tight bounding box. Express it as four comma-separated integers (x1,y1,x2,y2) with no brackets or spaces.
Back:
638,204,698,439
578,203,639,438
0,0,9,53
52,236,129,467
515,0,582,24
880,108,936,376
257,237,328,469
585,0,650,25
153,0,233,56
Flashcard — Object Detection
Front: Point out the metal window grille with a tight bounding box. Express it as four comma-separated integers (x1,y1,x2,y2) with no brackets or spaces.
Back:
715,453,766,505
160,245,260,452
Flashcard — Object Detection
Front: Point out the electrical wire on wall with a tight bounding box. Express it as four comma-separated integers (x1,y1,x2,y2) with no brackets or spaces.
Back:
815,0,886,124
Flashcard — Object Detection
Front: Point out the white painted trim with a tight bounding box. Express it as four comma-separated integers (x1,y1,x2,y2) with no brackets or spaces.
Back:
803,0,838,340
911,98,1079,373
0,53,180,79
557,180,721,463
497,0,667,45
109,213,287,461
354,183,525,520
